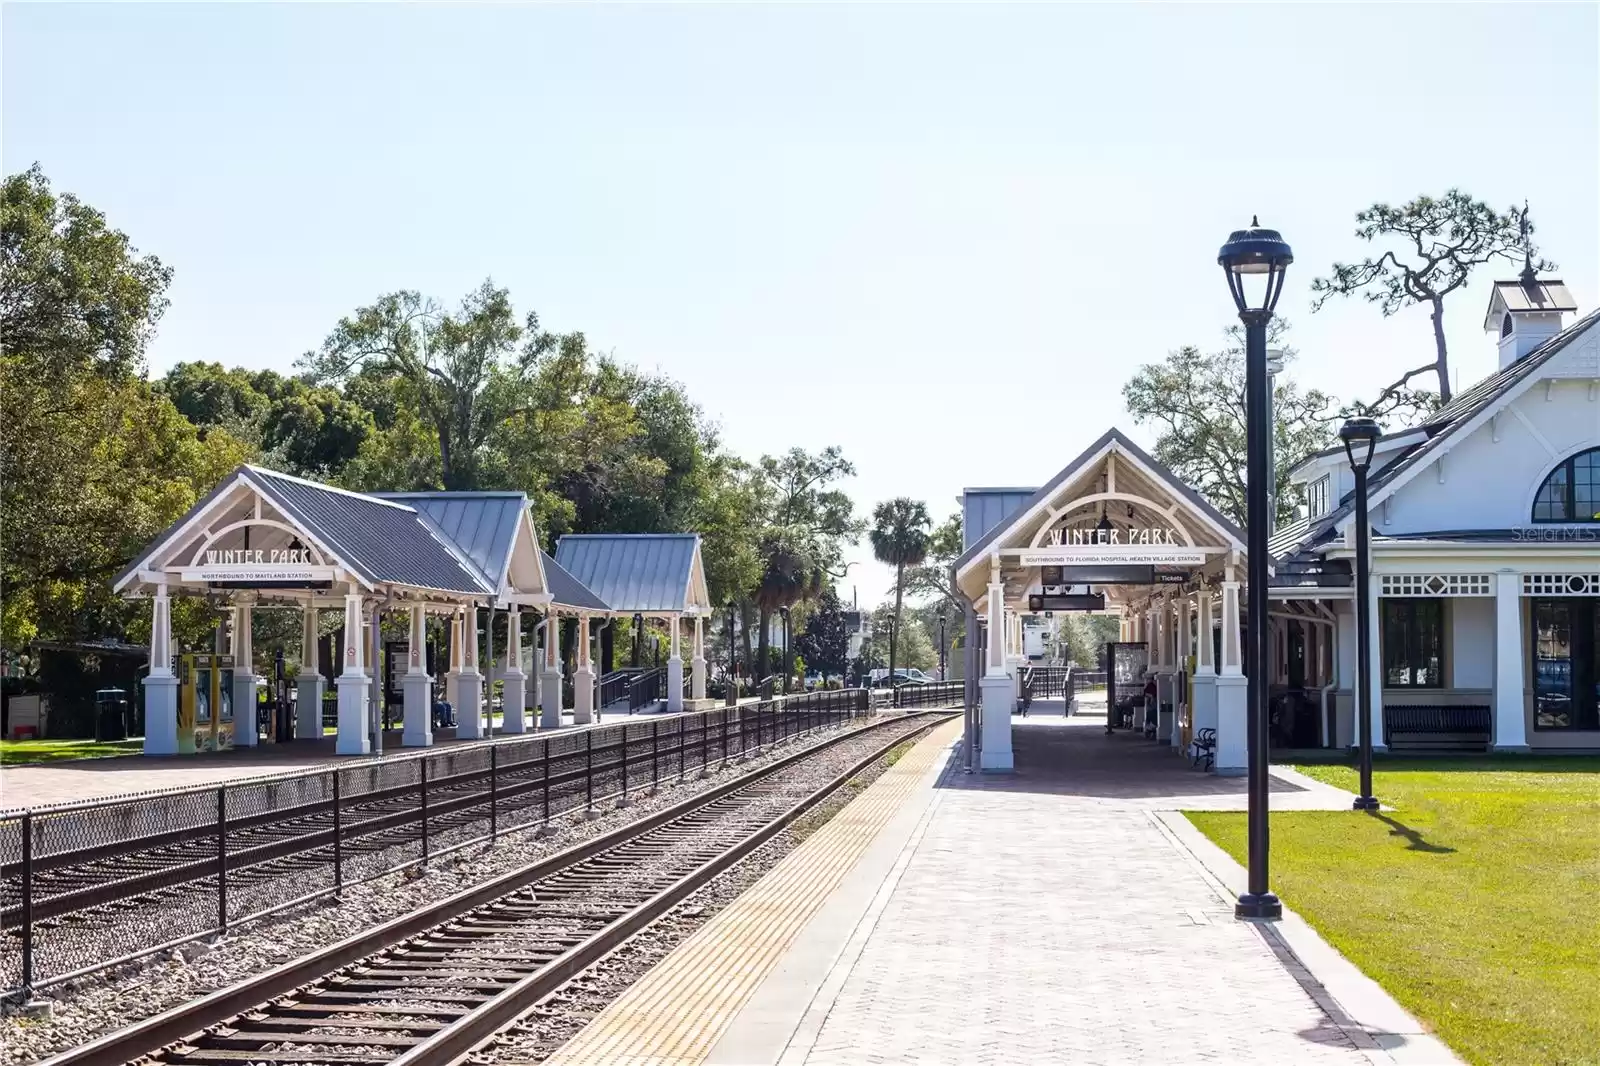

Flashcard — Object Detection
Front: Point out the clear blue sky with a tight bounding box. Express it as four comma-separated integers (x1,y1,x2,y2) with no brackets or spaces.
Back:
7,3,1597,608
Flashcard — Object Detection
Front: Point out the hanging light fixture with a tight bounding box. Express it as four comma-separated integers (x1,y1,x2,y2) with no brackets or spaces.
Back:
1096,504,1113,543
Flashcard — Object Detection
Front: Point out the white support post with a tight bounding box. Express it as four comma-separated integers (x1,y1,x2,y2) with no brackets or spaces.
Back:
1191,585,1218,740
402,605,433,746
336,592,370,755
230,601,259,748
980,557,1013,771
540,616,564,729
457,606,485,739
1173,594,1192,750
295,603,325,740
501,604,527,734
1214,574,1246,773
143,583,180,756
573,614,596,724
1492,571,1529,751
444,611,462,714
667,615,685,713
691,615,707,702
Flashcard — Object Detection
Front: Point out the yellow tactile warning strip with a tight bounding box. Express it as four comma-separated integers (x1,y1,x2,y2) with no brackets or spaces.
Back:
542,718,961,1066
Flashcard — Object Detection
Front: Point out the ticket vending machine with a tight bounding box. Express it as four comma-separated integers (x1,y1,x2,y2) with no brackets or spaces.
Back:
178,653,235,753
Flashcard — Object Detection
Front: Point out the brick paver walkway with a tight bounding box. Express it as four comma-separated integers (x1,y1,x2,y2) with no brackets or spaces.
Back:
546,710,1451,1066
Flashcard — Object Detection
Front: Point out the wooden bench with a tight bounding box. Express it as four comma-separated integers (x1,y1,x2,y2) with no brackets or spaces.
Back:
1190,727,1216,770
1385,704,1491,753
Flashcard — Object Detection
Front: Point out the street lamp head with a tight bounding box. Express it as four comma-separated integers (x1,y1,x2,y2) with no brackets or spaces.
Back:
1218,217,1294,316
778,605,789,619
1339,416,1383,474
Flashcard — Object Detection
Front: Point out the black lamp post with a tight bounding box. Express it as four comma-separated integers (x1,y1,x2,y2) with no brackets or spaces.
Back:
632,612,643,668
725,601,738,708
779,605,791,694
887,617,898,688
1340,416,1383,812
938,612,947,681
1218,216,1293,922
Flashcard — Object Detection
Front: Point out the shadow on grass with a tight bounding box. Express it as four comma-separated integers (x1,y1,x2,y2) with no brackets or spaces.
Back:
1286,753,1600,774
1368,810,1455,853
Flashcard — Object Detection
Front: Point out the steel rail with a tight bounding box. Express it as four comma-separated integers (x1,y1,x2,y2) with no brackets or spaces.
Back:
33,710,948,1066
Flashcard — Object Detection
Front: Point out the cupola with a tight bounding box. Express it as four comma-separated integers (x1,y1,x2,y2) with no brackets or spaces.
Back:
1484,215,1576,369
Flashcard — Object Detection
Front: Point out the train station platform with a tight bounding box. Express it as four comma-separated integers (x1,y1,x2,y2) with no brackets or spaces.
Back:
547,707,1462,1066
1,709,643,809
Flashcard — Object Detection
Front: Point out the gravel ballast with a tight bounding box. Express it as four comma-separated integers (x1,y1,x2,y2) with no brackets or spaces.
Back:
1,714,940,1065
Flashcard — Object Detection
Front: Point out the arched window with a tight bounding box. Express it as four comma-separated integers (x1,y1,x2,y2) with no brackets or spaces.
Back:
1532,448,1600,522
1502,313,1514,338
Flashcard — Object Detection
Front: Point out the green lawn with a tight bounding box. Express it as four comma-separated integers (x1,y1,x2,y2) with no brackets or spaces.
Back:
1188,758,1600,1066
0,737,145,765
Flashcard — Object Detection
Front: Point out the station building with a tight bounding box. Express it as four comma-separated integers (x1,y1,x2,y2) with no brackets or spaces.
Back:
958,273,1599,770
116,467,712,756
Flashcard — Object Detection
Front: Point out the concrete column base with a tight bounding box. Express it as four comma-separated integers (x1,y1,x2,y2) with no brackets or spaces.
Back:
1492,744,1532,754
1213,674,1247,775
1190,674,1218,737
456,670,485,738
336,675,371,755
232,675,260,748
143,674,180,755
540,668,563,729
501,668,528,733
979,675,1014,771
573,665,597,725
295,675,325,739
666,656,685,713
402,672,433,747
444,671,461,716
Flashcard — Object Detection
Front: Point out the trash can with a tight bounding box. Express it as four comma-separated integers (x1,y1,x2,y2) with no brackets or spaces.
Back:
95,688,130,741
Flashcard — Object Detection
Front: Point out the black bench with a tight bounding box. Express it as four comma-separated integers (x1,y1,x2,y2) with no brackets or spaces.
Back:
1385,704,1491,753
1190,727,1216,770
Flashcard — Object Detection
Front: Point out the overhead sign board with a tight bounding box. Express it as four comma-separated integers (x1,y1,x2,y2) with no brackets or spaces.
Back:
1016,546,1207,568
1029,593,1107,612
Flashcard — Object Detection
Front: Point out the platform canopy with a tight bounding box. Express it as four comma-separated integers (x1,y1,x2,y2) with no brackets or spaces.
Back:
554,533,713,618
953,428,1248,612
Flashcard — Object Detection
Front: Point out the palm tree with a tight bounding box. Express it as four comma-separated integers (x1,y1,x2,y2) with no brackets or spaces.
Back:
869,498,932,686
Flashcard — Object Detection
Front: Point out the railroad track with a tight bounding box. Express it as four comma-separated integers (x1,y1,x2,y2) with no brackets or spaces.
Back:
38,710,953,1066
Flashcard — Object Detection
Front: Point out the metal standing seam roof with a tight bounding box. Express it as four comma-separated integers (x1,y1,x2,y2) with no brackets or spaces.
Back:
540,551,610,612
554,534,700,613
374,492,527,592
962,489,1037,551
245,468,491,596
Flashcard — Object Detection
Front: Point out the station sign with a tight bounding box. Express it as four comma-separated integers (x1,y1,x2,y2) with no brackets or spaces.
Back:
1016,546,1206,568
180,547,338,587
1029,593,1107,612
1055,565,1192,586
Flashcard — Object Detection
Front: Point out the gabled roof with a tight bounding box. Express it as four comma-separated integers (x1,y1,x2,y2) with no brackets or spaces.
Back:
541,551,610,612
554,534,704,613
954,427,1246,575
1483,277,1578,330
375,492,527,592
247,468,490,595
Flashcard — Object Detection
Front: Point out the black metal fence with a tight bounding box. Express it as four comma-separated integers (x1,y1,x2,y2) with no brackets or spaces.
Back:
0,688,878,998
893,680,963,708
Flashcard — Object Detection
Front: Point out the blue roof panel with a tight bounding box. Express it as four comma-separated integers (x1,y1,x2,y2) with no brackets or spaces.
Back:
554,534,699,613
375,492,525,591
541,551,609,611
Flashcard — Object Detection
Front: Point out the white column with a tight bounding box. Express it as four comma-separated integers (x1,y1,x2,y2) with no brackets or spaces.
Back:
690,615,707,702
143,583,180,755
1214,575,1246,773
295,604,325,740
1492,571,1529,751
1172,595,1193,749
457,606,485,738
444,611,462,712
979,558,1014,769
573,614,596,724
229,601,259,748
540,617,564,729
336,592,370,755
1191,585,1219,739
501,604,528,734
402,604,433,746
1335,604,1358,748
667,615,685,713
1368,574,1387,752
1156,596,1176,741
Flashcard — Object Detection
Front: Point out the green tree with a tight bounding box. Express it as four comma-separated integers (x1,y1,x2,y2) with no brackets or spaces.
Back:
1057,614,1121,669
869,498,932,675
1310,192,1552,407
794,586,851,682
1,166,248,646
299,281,554,489
1122,323,1336,528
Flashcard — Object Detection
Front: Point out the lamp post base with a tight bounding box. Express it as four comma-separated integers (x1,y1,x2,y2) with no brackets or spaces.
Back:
1352,795,1380,811
1234,892,1282,921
